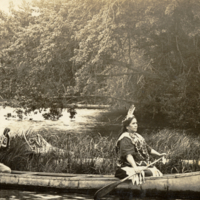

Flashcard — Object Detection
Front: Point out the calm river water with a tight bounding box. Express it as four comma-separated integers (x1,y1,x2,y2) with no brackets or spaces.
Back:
0,106,113,136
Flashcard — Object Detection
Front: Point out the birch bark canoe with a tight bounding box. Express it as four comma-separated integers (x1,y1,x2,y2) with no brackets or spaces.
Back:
0,171,200,198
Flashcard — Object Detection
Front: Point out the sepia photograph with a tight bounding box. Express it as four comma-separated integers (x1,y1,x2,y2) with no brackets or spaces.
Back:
0,0,200,199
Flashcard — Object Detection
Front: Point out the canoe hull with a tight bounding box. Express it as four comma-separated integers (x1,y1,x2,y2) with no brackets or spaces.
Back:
0,171,200,198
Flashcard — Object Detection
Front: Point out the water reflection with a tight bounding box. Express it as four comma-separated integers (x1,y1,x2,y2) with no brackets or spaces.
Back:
0,190,189,200
0,190,93,200
0,106,109,136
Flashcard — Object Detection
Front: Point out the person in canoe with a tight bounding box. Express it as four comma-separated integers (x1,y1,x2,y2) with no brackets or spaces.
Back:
0,128,11,173
115,105,166,184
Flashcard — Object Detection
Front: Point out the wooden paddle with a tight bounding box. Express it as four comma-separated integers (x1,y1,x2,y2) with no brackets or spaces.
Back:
94,157,164,200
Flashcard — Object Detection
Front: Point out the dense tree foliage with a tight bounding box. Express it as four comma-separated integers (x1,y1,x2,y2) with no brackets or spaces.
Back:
1,0,200,128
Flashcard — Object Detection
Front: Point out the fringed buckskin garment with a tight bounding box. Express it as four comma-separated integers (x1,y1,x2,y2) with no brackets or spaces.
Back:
115,132,162,185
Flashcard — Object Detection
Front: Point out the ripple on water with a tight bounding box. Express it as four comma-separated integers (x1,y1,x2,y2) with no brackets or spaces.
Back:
0,190,96,200
0,190,190,200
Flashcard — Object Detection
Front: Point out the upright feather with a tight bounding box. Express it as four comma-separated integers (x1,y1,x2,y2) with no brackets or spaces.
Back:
122,104,135,122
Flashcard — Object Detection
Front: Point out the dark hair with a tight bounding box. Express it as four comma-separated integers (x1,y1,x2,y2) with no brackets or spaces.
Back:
117,116,136,139
115,116,136,153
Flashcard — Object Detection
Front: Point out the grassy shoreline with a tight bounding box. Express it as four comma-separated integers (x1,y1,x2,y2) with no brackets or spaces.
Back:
1,128,200,175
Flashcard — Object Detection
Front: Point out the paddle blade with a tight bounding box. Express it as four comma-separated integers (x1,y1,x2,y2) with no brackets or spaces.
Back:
94,180,121,200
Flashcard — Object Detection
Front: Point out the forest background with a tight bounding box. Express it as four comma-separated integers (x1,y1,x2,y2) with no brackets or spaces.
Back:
1,0,200,130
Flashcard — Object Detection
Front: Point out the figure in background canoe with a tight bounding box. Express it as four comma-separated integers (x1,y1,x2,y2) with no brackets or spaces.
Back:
115,105,166,185
67,105,77,120
0,128,11,173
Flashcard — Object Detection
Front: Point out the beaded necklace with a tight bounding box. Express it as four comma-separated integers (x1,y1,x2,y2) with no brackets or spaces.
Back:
129,132,150,161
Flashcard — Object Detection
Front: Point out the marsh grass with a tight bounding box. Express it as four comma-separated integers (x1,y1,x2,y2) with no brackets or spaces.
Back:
0,128,117,174
1,128,200,174
145,129,200,174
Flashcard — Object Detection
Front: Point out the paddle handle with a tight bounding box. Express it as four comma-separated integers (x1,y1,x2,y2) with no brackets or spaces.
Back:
120,156,164,182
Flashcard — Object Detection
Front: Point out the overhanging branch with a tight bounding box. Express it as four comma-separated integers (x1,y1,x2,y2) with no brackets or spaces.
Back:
105,59,162,79
61,95,138,104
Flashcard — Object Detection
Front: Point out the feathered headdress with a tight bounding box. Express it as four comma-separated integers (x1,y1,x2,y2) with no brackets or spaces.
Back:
122,104,135,123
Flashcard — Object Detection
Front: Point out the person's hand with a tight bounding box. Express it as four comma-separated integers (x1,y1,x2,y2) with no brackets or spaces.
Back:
159,153,167,164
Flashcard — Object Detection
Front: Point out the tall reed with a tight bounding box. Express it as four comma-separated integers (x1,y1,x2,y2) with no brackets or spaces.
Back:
144,129,200,173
